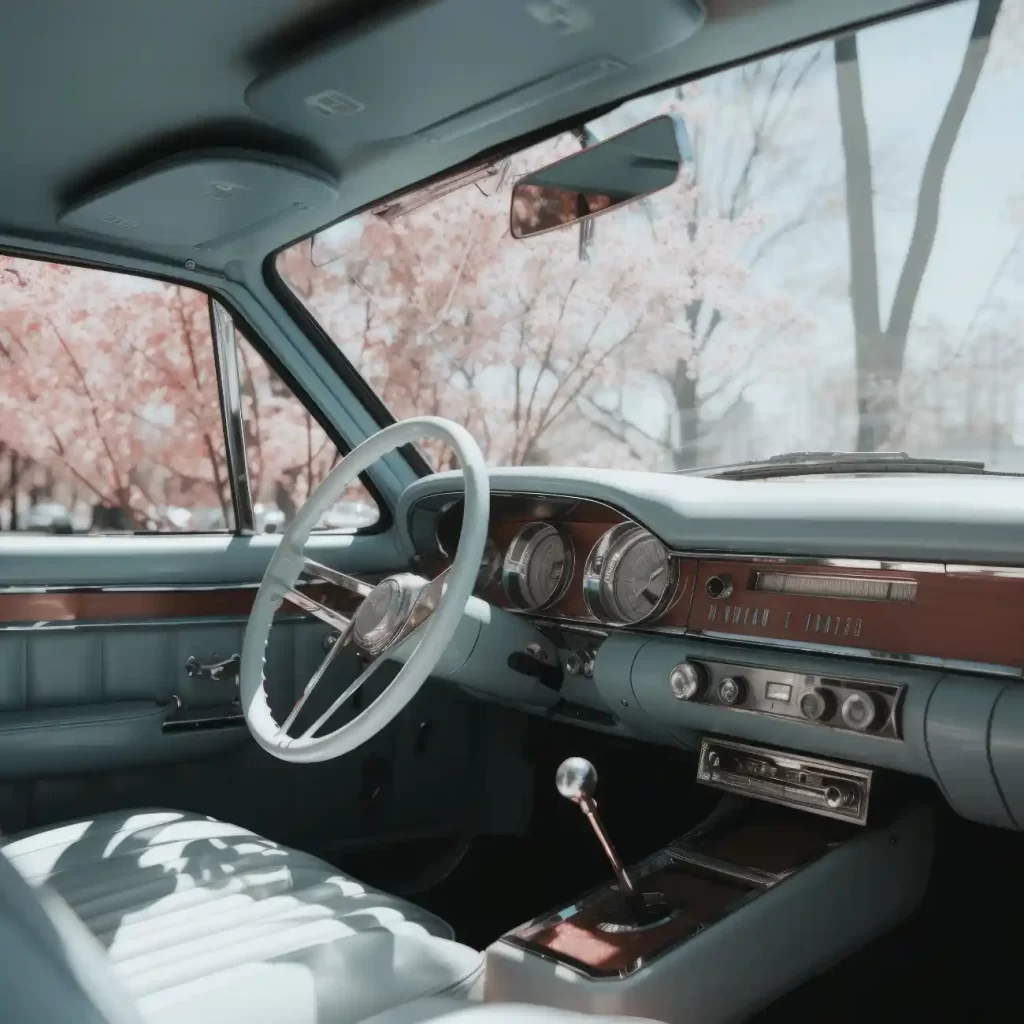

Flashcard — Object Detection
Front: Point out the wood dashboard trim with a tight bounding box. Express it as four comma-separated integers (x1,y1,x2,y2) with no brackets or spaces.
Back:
0,583,361,625
421,491,1024,669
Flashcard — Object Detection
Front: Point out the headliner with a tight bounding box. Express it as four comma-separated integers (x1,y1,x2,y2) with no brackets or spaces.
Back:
0,0,944,275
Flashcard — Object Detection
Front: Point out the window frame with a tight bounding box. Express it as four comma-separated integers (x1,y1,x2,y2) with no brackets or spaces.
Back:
264,246,436,480
204,289,394,537
0,248,391,538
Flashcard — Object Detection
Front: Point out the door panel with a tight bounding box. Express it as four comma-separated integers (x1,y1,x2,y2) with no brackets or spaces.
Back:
0,531,494,860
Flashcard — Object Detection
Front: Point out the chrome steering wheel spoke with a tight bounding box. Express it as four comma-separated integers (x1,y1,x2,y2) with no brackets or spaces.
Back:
239,416,489,763
276,622,356,738
300,557,375,599
280,586,352,632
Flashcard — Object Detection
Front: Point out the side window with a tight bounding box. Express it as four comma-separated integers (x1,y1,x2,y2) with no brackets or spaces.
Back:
234,334,379,534
0,255,233,533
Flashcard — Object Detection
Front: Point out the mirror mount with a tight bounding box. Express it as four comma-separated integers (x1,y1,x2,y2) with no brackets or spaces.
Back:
510,115,684,243
570,124,601,263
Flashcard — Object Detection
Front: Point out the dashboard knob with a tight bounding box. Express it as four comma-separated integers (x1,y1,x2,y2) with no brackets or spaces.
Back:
824,784,853,809
705,575,734,600
840,691,879,732
565,652,583,676
717,676,747,706
669,661,707,701
799,687,836,722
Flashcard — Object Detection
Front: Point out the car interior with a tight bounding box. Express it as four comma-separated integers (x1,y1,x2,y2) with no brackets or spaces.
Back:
1,0,1023,1021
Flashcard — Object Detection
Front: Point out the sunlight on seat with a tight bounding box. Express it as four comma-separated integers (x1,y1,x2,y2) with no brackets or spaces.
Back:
99,813,188,859
5,820,92,878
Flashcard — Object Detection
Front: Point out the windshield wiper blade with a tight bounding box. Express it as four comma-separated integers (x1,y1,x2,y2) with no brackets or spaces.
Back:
686,451,994,480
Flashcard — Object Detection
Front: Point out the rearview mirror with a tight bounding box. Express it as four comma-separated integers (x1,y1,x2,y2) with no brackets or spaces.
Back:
510,115,683,240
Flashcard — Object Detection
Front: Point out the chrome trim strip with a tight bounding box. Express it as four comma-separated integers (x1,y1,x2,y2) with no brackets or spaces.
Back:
0,582,262,595
945,564,1024,578
672,552,949,572
0,613,311,632
211,299,255,535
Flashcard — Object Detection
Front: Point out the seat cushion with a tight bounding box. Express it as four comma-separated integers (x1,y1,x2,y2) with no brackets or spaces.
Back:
1,809,483,1024
363,997,660,1023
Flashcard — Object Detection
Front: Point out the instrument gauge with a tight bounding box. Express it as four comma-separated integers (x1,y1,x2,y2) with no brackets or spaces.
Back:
584,524,678,625
502,522,574,611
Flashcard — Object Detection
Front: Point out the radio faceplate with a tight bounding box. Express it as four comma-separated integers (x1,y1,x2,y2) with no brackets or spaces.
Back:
697,737,872,824
666,658,903,739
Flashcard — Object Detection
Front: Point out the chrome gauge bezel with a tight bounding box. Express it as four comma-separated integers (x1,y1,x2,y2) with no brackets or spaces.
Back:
501,522,575,612
583,523,679,626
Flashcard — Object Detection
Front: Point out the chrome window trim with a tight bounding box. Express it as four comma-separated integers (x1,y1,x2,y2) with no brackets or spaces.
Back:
0,613,312,632
210,298,255,534
0,582,262,595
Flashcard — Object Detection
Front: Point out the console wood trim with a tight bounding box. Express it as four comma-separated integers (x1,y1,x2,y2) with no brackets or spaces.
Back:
505,804,854,978
527,867,753,975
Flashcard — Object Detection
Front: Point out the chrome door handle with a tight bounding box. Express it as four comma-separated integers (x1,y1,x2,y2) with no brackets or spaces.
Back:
185,653,240,682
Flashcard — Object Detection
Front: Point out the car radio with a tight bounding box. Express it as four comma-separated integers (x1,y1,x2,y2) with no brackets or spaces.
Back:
696,737,872,824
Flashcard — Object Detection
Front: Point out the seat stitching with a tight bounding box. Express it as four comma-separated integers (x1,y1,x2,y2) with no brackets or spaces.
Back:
89,872,377,947
47,850,323,915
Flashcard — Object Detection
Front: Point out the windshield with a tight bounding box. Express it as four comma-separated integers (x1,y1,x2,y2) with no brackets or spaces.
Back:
277,0,1024,475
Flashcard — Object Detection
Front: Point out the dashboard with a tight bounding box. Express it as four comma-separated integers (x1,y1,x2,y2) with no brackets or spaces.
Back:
399,470,1024,833
424,491,1024,668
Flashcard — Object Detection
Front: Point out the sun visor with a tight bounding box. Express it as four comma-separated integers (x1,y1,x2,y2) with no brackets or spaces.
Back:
245,0,705,143
59,152,338,250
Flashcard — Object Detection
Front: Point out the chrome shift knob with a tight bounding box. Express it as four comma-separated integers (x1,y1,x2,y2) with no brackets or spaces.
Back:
555,756,636,900
556,757,598,804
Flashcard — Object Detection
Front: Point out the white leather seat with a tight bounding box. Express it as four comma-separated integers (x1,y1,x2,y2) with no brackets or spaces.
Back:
0,809,484,1024
363,997,659,1023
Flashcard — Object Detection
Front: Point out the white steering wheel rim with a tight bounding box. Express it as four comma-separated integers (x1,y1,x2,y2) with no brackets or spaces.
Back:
240,416,489,762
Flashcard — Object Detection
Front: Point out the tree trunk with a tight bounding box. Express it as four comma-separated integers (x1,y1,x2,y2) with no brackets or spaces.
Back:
671,359,700,470
834,35,885,450
835,0,1003,450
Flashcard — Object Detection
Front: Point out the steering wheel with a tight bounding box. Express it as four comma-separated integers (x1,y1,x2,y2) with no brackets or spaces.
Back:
240,417,488,762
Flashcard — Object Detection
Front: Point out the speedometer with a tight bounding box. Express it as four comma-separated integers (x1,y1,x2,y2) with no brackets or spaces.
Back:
502,522,574,612
583,524,678,625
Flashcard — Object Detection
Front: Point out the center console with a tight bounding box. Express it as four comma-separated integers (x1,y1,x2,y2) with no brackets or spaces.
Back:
485,740,934,1022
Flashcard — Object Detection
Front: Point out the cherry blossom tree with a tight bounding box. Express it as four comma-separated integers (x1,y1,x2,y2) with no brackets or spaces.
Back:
277,60,818,472
0,260,230,528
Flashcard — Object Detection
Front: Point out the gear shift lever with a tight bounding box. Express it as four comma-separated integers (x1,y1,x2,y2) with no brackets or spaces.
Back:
556,757,672,930
555,757,637,899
